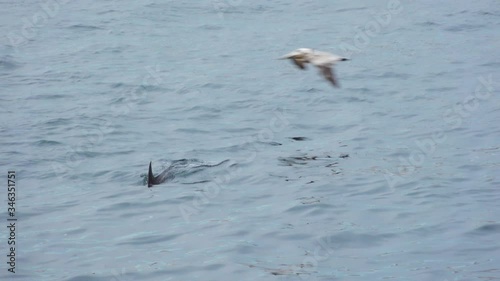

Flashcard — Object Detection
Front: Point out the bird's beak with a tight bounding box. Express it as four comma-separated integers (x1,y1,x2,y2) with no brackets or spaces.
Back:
279,51,300,60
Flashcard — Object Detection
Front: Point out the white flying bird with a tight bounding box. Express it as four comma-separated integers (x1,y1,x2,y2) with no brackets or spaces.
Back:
280,48,349,87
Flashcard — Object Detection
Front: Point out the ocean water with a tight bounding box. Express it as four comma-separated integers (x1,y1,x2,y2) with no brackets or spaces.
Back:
1,0,499,280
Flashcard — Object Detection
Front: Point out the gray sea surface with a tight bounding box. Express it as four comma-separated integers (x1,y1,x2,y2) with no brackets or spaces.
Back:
1,0,499,280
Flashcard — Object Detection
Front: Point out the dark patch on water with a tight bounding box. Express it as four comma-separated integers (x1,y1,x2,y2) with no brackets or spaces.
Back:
0,56,18,70
469,223,500,235
289,136,309,141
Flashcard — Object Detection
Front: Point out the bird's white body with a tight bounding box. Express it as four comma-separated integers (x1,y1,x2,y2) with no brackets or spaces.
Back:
281,48,348,87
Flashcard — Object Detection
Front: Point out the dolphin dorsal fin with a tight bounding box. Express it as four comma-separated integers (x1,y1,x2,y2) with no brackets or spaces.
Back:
148,161,155,187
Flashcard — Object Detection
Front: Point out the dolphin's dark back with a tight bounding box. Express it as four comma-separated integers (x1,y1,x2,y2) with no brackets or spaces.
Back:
148,161,154,187
148,161,173,187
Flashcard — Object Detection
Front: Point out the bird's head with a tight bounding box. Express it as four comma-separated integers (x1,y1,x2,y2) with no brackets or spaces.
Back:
279,48,313,59
296,48,313,54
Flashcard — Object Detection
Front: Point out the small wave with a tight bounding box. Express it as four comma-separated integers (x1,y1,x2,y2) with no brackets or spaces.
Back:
110,82,125,89
201,82,225,89
477,11,500,17
44,117,73,126
480,61,500,68
426,87,457,93
336,7,367,13
198,24,223,30
301,87,322,93
445,24,485,32
380,71,411,79
68,24,104,31
27,94,67,100
34,140,63,146
117,233,182,245
417,21,440,27
97,9,118,15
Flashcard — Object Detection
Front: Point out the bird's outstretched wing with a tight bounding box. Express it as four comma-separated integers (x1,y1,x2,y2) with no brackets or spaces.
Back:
319,66,339,87
291,58,307,70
